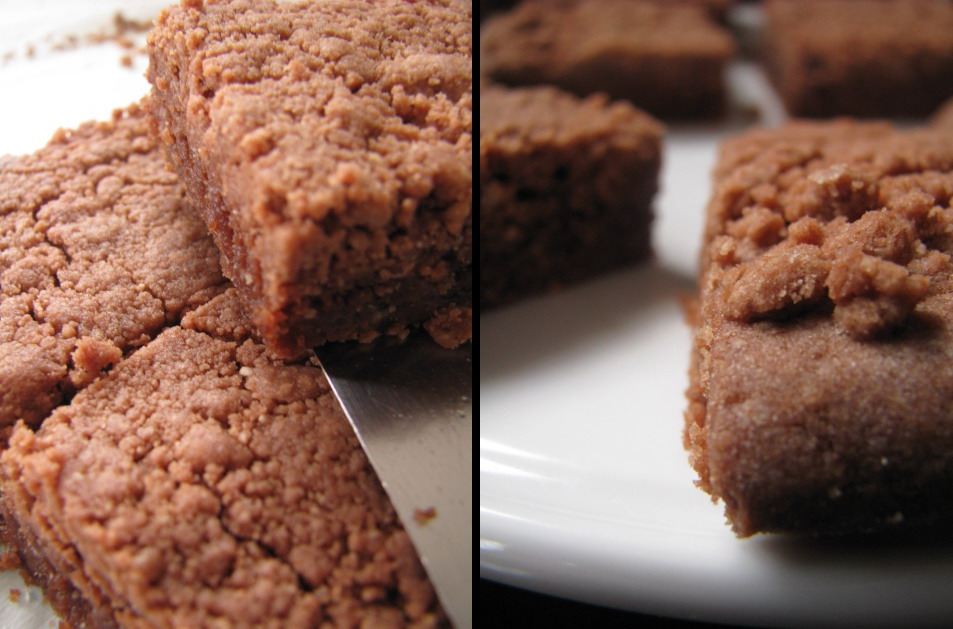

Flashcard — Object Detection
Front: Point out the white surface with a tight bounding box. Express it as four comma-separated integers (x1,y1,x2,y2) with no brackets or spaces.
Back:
0,2,167,626
479,66,953,629
0,0,167,158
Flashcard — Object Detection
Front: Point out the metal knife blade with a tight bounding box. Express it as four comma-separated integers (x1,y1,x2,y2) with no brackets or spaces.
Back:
315,333,472,629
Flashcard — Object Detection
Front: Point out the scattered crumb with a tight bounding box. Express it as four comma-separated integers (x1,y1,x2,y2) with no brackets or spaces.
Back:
112,10,153,34
8,588,20,603
50,34,79,52
5,10,154,66
413,506,438,525
88,12,152,45
0,550,21,571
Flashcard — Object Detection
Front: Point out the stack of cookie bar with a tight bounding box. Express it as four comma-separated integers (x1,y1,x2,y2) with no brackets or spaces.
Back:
0,0,471,627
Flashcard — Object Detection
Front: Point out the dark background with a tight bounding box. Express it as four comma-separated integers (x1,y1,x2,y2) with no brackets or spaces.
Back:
481,579,732,628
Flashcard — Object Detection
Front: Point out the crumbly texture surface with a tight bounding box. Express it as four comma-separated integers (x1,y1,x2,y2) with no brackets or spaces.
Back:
147,0,472,358
686,120,953,536
480,0,735,119
1,288,445,629
763,0,953,117
0,102,224,432
480,85,662,308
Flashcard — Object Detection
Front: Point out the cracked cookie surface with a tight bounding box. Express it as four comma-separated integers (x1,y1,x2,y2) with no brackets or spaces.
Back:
0,101,225,432
2,289,444,628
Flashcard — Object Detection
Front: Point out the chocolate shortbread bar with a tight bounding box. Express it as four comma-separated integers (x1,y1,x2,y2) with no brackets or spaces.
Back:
1,289,445,628
481,0,736,119
480,85,663,308
686,120,953,536
147,0,472,358
763,0,953,117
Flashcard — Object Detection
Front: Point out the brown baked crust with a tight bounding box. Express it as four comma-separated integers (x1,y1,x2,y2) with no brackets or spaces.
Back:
147,0,472,358
1,289,446,628
687,120,953,536
0,101,224,431
480,0,735,119
480,85,662,308
763,0,953,118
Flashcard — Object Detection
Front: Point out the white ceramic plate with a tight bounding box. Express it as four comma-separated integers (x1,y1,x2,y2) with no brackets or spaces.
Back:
1,2,167,626
479,64,953,629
